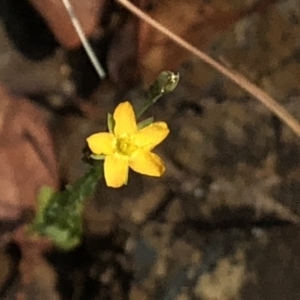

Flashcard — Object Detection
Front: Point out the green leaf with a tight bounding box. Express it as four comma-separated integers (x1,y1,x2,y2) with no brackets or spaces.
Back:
107,113,115,133
44,224,82,251
137,117,154,130
30,164,103,251
90,154,106,160
34,186,56,224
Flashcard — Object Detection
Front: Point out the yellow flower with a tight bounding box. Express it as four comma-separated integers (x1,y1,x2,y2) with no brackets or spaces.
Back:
86,101,169,188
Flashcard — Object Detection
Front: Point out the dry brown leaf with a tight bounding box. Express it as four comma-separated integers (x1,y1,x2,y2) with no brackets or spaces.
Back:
107,16,140,89
0,86,58,227
137,0,275,85
105,0,148,89
29,0,105,48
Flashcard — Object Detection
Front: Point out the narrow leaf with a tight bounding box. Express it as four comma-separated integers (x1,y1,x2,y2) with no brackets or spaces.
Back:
107,113,115,133
137,117,154,130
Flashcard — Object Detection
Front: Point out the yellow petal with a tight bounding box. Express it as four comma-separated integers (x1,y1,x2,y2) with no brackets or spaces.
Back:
86,132,115,155
129,150,165,177
113,102,137,136
133,122,169,150
104,155,129,187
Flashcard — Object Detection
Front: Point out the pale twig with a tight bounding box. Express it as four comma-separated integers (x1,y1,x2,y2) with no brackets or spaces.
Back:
117,0,300,137
61,0,106,79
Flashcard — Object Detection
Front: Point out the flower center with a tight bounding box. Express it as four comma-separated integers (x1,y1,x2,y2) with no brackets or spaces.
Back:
116,136,138,156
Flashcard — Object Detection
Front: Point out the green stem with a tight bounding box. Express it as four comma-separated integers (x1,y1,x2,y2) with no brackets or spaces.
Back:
137,94,162,118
